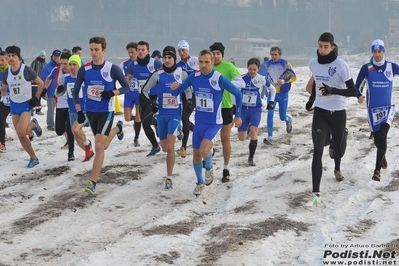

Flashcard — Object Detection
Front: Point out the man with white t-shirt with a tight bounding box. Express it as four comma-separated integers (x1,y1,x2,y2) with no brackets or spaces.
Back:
307,32,357,206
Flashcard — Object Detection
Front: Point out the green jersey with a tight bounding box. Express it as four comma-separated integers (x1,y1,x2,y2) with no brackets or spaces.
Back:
213,61,241,108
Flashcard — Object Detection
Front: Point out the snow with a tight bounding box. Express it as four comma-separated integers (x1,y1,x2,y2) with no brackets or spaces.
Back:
1,50,399,266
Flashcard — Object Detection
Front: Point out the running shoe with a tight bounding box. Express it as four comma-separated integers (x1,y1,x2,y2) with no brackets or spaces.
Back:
84,180,96,195
83,140,94,162
134,139,140,147
68,152,75,162
31,118,42,137
221,169,230,183
164,177,173,190
27,158,39,168
382,158,388,170
248,156,256,166
146,146,161,157
176,147,186,158
61,142,69,150
116,120,124,140
205,168,214,186
263,137,273,145
305,192,321,206
286,115,292,133
372,170,381,182
193,183,206,196
334,170,345,182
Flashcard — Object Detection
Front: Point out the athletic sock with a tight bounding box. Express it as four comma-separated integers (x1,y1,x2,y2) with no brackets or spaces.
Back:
193,162,204,184
249,139,257,158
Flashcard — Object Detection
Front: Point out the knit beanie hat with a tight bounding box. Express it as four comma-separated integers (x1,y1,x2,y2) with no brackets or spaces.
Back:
209,42,225,57
163,46,177,61
177,40,189,51
68,54,82,67
371,39,385,52
7,46,21,58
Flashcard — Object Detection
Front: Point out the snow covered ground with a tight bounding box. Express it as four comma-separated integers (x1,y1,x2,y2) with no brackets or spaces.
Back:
0,51,399,266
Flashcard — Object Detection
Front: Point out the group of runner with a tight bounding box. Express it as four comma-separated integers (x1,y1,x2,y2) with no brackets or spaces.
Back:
1,32,394,201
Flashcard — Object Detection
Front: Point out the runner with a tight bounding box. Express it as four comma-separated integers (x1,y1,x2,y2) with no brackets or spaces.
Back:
0,46,44,168
176,40,198,158
355,39,399,181
170,49,243,196
142,46,192,190
238,57,276,166
209,42,245,183
72,37,130,195
126,41,163,157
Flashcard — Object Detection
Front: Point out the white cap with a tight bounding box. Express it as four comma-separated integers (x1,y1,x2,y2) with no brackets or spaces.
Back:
177,40,189,51
371,39,385,52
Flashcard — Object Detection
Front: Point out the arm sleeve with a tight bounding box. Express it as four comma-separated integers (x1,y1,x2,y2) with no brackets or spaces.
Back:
182,71,193,100
266,82,277,102
73,66,85,105
141,71,159,99
2,71,8,85
331,79,357,97
355,64,368,97
231,75,245,89
111,64,130,94
219,75,242,117
283,62,297,83
24,66,38,81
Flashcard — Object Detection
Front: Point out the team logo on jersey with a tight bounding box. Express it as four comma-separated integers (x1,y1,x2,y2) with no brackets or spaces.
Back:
328,67,336,77
175,74,180,80
149,66,154,72
18,75,22,80
385,70,391,77
253,79,260,85
102,71,109,78
189,61,195,67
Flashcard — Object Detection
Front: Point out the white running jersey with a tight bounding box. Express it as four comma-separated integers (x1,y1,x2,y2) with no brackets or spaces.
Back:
309,58,353,111
7,64,33,103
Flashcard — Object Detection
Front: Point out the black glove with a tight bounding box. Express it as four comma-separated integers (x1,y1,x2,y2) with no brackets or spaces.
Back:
305,99,314,111
184,99,193,113
77,111,86,124
100,90,115,99
56,85,65,95
319,83,334,96
28,97,39,107
266,101,274,110
150,102,159,113
40,88,47,98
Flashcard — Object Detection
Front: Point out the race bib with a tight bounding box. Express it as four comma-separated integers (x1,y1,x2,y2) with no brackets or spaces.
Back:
371,106,388,126
162,93,179,109
10,85,23,96
130,78,140,91
195,91,214,112
66,83,83,98
87,85,104,102
242,90,257,107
